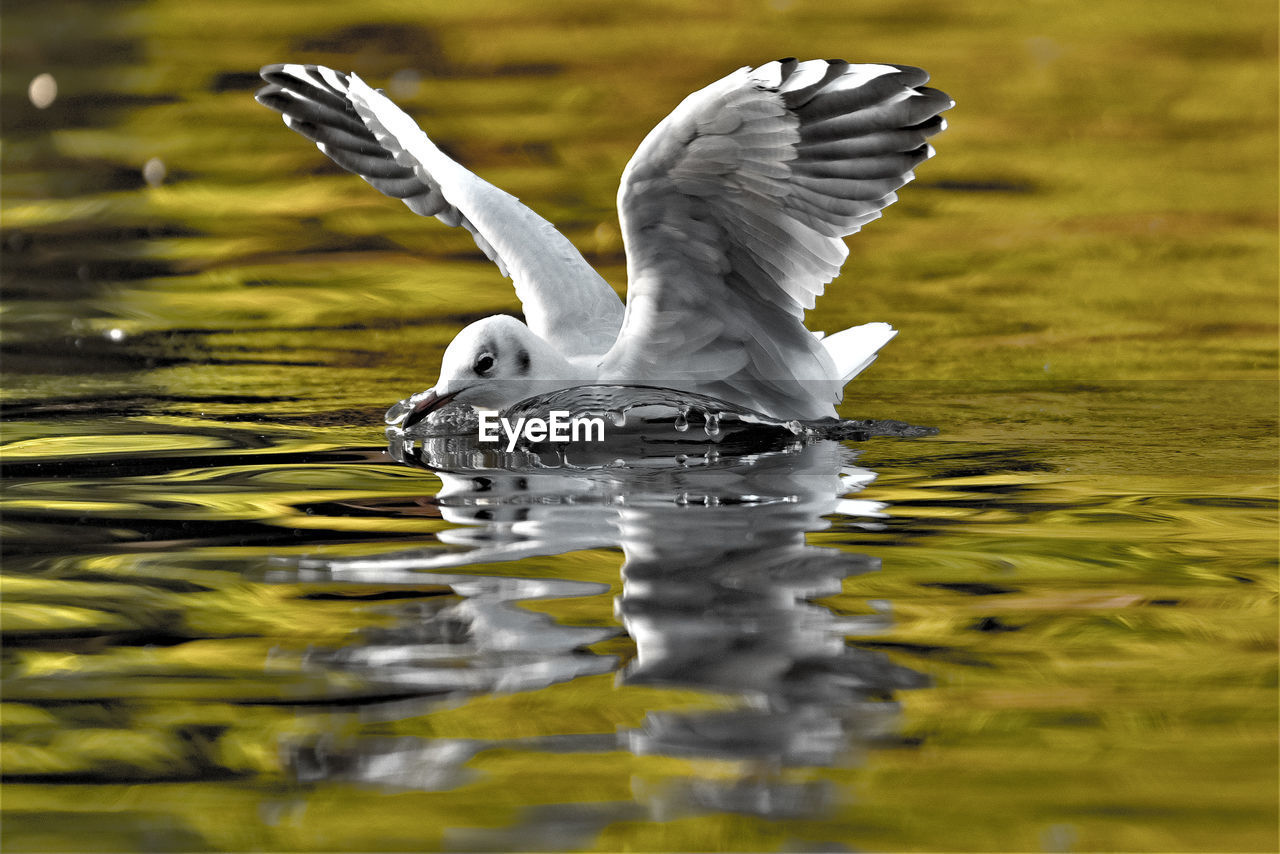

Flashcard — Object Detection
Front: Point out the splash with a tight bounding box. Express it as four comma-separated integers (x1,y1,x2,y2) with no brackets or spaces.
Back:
385,384,937,445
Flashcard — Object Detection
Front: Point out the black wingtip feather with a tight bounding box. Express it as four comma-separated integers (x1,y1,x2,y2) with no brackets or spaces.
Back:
780,59,848,109
887,64,931,87
904,115,948,137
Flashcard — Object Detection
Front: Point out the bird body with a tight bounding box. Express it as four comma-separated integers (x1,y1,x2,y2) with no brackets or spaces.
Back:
257,59,951,422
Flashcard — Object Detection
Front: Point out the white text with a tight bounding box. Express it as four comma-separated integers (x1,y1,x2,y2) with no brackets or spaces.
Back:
477,410,606,451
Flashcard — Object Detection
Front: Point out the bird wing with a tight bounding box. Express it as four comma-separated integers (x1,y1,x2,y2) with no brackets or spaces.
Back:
256,64,623,358
600,59,951,418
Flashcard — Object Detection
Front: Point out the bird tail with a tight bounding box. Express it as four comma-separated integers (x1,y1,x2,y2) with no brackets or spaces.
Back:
819,322,897,386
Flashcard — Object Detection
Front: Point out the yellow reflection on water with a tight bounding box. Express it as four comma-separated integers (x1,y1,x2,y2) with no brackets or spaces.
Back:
2,0,1276,851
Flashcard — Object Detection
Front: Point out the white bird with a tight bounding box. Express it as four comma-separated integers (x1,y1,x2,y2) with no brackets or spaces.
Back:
256,59,952,425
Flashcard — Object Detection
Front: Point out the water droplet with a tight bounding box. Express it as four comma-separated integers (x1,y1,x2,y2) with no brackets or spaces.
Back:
675,492,690,506
28,73,56,109
704,448,720,464
704,412,721,439
674,408,689,432
612,458,626,468
674,453,688,466
384,398,411,425
610,409,627,427
142,157,166,188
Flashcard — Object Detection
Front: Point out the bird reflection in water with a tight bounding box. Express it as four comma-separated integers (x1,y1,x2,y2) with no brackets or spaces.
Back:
286,416,928,837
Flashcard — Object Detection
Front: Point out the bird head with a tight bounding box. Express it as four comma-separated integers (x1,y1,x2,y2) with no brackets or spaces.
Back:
403,315,579,427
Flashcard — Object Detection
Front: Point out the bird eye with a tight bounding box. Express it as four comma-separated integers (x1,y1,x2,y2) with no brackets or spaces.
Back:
473,353,495,376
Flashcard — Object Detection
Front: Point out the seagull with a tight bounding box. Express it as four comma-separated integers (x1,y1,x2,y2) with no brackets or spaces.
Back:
256,59,952,425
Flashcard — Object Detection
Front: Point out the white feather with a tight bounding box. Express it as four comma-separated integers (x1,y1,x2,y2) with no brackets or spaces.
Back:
821,322,899,384
258,59,951,420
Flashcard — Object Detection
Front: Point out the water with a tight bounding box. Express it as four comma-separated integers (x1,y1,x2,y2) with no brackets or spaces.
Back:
2,1,1277,852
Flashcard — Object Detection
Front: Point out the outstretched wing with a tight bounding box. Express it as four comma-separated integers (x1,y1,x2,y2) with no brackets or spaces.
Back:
256,64,623,358
601,59,951,419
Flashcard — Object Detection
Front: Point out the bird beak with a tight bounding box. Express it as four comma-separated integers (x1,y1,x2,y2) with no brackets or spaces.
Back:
402,387,460,429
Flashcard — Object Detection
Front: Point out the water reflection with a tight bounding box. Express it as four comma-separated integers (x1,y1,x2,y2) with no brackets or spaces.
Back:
284,429,926,830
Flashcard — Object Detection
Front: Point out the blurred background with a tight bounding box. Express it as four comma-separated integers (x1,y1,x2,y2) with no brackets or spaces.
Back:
5,0,1275,406
2,0,1276,851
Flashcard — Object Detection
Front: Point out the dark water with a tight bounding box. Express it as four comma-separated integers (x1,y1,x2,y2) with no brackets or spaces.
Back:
2,1,1277,851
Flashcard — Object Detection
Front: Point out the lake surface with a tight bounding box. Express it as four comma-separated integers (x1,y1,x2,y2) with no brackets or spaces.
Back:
2,1,1277,851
